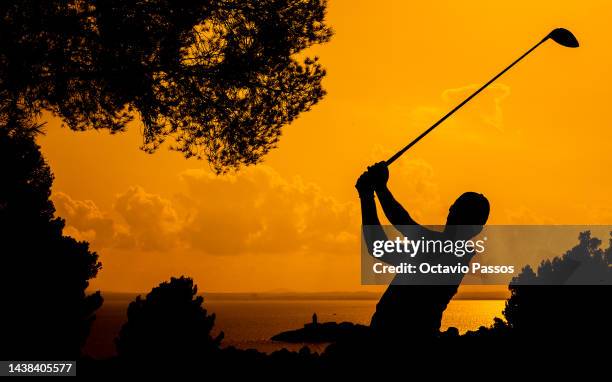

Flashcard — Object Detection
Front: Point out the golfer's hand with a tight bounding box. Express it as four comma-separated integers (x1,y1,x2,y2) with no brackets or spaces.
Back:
367,162,389,190
355,171,374,197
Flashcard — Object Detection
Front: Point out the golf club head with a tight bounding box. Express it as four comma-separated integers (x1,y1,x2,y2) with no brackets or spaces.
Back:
548,28,579,48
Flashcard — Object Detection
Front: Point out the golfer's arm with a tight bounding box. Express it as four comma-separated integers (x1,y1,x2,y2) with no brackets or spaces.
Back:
376,185,418,226
360,194,402,266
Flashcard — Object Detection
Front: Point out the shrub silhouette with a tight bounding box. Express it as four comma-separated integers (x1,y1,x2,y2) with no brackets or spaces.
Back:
115,276,223,362
0,114,102,359
0,0,332,172
503,231,612,341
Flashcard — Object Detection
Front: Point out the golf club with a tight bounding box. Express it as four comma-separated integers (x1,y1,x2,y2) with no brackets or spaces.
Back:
385,27,579,166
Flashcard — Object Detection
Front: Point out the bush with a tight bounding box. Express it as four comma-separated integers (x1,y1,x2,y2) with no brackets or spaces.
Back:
503,231,612,341
116,276,223,363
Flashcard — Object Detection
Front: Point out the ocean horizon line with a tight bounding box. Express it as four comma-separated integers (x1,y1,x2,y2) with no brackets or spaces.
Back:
97,286,510,301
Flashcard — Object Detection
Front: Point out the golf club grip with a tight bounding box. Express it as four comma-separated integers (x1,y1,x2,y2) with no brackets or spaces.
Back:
386,35,550,166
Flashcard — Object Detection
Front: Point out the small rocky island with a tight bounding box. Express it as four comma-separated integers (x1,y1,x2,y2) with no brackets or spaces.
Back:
271,313,370,343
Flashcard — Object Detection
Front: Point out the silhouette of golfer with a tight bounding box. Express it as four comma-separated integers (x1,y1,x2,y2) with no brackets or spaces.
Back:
356,162,490,341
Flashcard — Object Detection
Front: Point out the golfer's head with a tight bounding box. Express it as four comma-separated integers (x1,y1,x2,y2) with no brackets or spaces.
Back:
446,192,490,226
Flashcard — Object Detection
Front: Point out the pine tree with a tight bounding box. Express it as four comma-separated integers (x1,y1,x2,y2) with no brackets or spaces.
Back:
0,114,102,359
0,0,332,172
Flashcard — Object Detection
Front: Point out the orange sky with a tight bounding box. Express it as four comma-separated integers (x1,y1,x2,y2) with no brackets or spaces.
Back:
38,0,612,292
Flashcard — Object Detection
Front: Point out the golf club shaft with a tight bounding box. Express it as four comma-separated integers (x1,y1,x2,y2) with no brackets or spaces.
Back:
386,35,550,165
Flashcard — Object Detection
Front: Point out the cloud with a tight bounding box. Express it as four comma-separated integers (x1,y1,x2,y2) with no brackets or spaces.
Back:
53,192,126,247
392,158,442,222
53,166,358,256
504,206,556,225
368,146,443,224
178,166,358,255
441,83,511,130
53,187,182,251
114,186,184,251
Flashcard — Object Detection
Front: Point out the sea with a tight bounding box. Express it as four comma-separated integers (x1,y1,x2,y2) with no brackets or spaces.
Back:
84,293,506,359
